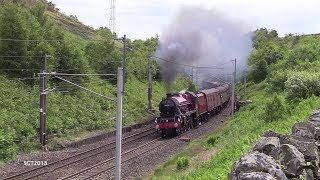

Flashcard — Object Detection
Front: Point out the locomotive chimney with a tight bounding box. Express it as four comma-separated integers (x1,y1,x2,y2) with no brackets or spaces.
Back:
166,93,172,98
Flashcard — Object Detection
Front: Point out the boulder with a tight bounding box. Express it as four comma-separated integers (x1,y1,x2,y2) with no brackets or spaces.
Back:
309,121,320,145
239,172,276,180
250,137,280,160
263,130,284,139
229,152,287,180
310,109,320,121
266,132,317,160
291,122,315,140
279,144,306,177
283,135,318,162
289,169,314,180
263,130,292,145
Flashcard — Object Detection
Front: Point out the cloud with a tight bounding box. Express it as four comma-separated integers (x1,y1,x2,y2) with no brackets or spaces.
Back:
51,0,320,39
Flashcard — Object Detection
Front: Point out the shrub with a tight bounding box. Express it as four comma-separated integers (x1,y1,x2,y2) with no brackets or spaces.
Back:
249,59,268,83
264,94,287,122
285,72,320,101
207,136,219,146
266,70,289,92
176,156,190,170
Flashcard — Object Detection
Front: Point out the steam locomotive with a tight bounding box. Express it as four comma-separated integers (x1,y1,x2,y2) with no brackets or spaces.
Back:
155,84,230,137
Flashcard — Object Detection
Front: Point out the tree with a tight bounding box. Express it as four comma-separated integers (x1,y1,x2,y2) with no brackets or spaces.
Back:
251,59,268,83
30,1,47,26
0,4,28,76
85,28,121,78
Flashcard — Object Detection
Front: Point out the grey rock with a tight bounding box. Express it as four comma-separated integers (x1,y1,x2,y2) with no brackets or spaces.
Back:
239,172,276,180
304,168,315,180
292,122,315,140
283,135,318,162
230,152,287,180
309,121,320,144
263,130,284,139
251,137,280,160
263,130,293,145
306,160,320,179
279,144,306,177
290,169,314,180
310,109,320,121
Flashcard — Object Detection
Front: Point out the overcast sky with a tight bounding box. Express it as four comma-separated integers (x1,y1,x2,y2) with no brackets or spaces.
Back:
51,0,320,40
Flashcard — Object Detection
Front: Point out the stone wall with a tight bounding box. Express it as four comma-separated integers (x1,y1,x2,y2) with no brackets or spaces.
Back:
230,110,320,180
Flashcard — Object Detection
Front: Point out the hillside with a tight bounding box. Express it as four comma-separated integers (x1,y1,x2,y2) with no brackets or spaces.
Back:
0,1,195,162
47,11,97,39
151,29,320,179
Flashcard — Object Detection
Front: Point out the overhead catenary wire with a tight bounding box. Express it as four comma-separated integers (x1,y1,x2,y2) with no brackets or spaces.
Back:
0,68,41,71
42,72,116,77
54,76,115,101
0,38,109,43
0,56,47,58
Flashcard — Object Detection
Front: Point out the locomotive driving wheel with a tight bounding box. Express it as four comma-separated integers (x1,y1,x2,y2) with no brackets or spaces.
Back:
175,128,181,136
161,129,166,138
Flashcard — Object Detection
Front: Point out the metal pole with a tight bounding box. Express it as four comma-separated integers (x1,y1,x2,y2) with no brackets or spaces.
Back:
196,66,199,86
115,67,123,180
122,35,126,94
43,55,48,150
231,72,235,116
39,71,44,145
231,58,237,116
39,55,49,149
244,71,246,100
234,58,237,82
147,57,152,110
191,67,194,82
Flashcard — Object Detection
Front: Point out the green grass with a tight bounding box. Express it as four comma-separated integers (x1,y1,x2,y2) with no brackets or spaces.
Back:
150,82,320,180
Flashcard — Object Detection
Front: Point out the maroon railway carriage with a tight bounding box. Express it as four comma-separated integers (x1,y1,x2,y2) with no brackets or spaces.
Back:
216,84,230,106
200,88,221,115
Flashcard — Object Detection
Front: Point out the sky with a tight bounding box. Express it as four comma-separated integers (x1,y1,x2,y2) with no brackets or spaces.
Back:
51,0,320,40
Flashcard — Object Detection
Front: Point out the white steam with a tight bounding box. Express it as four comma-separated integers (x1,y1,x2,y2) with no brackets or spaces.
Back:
154,7,252,92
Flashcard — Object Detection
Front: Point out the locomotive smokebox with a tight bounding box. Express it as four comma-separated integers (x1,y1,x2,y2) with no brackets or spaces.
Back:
166,93,173,98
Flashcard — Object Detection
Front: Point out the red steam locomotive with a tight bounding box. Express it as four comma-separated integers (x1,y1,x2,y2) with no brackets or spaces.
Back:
155,84,230,137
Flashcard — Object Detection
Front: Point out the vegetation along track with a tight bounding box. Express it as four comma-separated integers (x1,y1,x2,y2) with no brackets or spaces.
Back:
4,127,157,180
60,137,162,180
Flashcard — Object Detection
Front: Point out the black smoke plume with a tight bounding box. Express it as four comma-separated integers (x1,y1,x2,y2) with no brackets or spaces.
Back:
155,7,252,92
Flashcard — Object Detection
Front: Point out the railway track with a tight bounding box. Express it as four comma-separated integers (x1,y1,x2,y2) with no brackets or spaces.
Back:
4,127,157,180
61,137,162,180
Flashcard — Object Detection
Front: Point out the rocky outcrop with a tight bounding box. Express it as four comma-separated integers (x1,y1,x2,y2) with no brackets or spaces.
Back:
230,152,287,180
230,109,320,180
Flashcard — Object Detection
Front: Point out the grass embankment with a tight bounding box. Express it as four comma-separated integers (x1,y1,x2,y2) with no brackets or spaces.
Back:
0,74,191,162
151,82,320,180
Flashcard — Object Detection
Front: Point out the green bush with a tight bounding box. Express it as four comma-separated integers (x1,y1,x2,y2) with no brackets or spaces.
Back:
264,94,287,122
249,59,268,83
176,156,190,170
266,70,290,92
285,72,320,101
207,136,219,146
